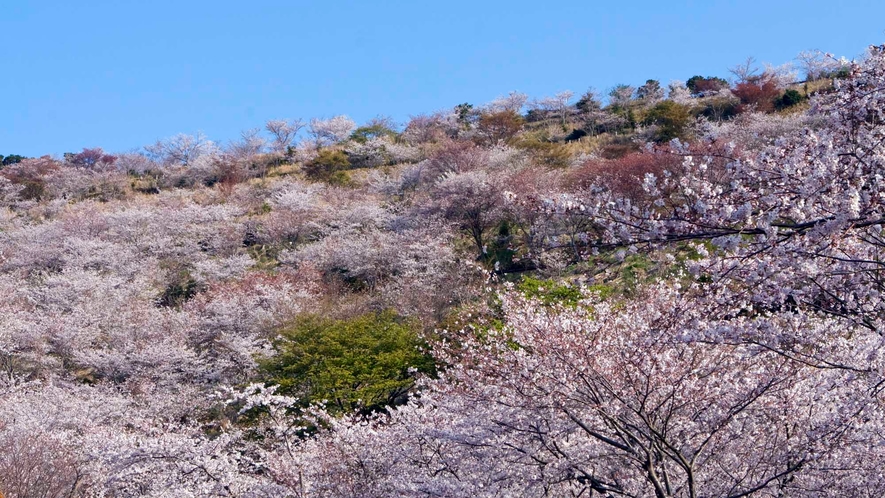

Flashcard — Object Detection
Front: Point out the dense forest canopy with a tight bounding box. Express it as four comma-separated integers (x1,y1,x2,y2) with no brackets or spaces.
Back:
2,47,885,496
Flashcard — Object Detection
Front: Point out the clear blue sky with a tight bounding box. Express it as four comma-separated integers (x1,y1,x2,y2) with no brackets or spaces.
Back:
3,0,884,156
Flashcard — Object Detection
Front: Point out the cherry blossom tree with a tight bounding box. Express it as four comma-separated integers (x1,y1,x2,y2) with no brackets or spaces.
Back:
265,118,305,154
636,79,665,103
531,90,575,128
226,128,266,162
308,115,357,149
608,84,636,108
796,50,835,81
424,170,505,258
484,91,529,114
667,80,693,104
144,132,215,167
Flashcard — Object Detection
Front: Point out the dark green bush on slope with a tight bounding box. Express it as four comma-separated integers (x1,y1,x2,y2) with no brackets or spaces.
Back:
261,311,434,414
303,149,351,184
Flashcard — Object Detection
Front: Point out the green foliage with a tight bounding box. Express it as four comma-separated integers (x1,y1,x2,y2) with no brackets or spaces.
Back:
304,149,351,185
351,123,397,144
1,154,25,166
575,90,602,113
572,251,657,299
617,253,654,290
455,102,476,127
644,101,692,142
247,244,280,271
636,79,662,101
483,221,520,272
585,283,616,300
776,89,805,110
261,311,435,414
130,173,162,194
157,269,201,308
517,276,583,307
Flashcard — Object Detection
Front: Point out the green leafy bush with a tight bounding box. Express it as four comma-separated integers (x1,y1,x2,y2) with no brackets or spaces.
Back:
157,268,201,308
644,101,692,142
303,149,351,185
776,89,805,109
261,311,434,414
350,123,397,144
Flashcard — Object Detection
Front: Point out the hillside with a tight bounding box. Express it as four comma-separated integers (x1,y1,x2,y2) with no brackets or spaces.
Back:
1,47,884,496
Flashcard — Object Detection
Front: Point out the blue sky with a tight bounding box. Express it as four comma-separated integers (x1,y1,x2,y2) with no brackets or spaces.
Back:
3,0,884,156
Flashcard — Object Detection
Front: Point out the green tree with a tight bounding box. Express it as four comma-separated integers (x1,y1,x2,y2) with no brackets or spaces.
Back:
1,154,25,166
350,118,398,144
575,89,602,113
636,79,663,102
454,102,477,128
261,311,434,414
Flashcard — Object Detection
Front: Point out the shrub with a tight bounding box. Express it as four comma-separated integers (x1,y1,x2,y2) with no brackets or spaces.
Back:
477,110,525,144
776,89,805,109
303,149,351,185
644,101,692,142
732,76,780,113
563,128,588,142
157,267,202,308
261,311,434,414
598,135,641,159
698,95,740,121
0,430,88,498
